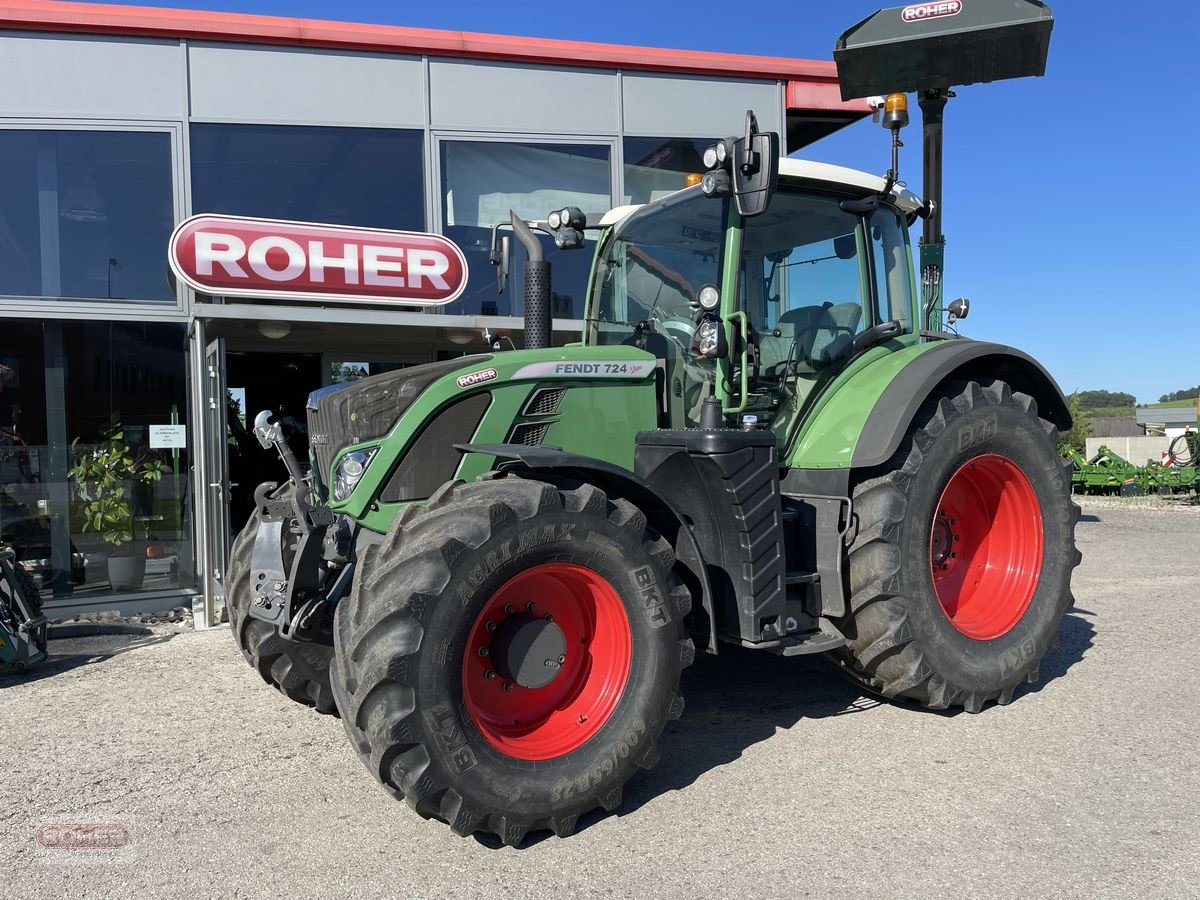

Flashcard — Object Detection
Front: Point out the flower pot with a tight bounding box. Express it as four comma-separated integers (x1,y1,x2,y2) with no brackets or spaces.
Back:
107,554,147,592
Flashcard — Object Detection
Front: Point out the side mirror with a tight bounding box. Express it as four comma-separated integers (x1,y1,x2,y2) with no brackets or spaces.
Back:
489,228,510,295
701,110,780,217
732,110,780,218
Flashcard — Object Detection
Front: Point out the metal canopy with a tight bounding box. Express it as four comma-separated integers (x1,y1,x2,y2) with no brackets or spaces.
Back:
835,1,1053,100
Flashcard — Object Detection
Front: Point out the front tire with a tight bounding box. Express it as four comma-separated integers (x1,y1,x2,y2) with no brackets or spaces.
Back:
833,380,1081,712
227,511,337,715
330,476,693,845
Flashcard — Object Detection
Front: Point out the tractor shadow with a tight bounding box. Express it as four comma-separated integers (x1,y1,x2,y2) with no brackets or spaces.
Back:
0,629,176,687
599,607,1092,840
485,608,1095,848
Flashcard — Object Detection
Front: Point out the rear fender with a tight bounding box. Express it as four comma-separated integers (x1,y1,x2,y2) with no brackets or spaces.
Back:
783,340,1069,471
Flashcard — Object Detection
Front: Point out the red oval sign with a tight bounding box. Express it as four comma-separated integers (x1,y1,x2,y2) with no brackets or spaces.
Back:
168,214,468,305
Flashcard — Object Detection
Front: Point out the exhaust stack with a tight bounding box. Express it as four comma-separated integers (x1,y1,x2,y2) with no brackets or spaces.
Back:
509,211,551,350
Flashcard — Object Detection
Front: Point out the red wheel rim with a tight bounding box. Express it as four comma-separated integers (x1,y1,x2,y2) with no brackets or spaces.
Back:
930,454,1044,640
461,563,632,761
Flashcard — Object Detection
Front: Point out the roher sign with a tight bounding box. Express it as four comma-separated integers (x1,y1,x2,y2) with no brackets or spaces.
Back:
168,214,468,305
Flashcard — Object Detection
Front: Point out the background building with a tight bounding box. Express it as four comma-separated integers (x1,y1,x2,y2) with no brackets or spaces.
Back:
0,0,867,623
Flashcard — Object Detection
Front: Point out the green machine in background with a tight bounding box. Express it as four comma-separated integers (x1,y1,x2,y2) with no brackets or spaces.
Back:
0,547,48,674
222,0,1078,846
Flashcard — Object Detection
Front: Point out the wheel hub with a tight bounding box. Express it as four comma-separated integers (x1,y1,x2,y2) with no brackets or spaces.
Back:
462,563,633,760
929,453,1044,640
490,613,567,689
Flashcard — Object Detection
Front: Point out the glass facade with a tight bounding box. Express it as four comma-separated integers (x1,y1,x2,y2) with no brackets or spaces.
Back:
190,124,426,230
0,130,175,302
623,137,713,205
440,141,611,319
0,319,195,602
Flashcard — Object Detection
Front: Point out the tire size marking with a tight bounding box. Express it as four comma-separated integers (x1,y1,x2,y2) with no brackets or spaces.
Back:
549,719,647,803
633,566,669,628
456,523,577,607
425,702,479,775
957,414,999,453
997,635,1038,678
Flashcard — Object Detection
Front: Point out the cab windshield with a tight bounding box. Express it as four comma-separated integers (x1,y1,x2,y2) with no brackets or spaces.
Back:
587,188,728,349
586,188,728,428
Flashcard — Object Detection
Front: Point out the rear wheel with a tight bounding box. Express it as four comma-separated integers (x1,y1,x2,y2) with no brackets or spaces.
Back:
833,380,1080,712
330,475,693,846
227,511,337,715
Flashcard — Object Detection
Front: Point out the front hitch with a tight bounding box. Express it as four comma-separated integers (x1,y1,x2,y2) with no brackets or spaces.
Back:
245,480,351,644
253,409,307,485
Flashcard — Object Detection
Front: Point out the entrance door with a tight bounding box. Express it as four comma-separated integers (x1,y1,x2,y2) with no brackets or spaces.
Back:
202,331,231,625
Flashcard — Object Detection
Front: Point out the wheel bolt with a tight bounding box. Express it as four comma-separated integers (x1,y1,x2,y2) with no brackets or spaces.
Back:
485,621,497,632
526,602,537,612
544,614,554,623
503,681,514,693
478,646,489,657
558,655,566,664
504,604,515,615
485,669,496,680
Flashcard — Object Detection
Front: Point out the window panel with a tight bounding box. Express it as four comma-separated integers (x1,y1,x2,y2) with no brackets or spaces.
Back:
440,141,611,319
190,124,425,231
0,319,195,602
0,130,175,302
622,137,713,205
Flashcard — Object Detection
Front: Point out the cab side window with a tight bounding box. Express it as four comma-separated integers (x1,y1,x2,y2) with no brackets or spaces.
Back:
742,191,867,380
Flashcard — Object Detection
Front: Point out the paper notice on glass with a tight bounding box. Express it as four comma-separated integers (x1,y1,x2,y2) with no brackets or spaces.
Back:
149,424,187,449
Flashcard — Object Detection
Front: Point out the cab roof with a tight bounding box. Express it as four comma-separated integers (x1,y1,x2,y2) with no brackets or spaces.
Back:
777,158,922,213
597,158,922,227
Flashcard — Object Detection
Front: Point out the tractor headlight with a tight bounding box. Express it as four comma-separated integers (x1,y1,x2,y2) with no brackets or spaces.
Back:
334,449,377,501
696,319,722,358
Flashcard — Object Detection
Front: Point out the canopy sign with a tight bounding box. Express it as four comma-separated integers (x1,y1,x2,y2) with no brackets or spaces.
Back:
169,214,468,305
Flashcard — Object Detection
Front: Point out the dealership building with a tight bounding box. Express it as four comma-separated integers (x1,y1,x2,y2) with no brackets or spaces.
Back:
0,0,868,623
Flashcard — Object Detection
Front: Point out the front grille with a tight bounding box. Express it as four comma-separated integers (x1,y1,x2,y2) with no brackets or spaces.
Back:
509,422,550,446
307,401,348,492
521,388,566,416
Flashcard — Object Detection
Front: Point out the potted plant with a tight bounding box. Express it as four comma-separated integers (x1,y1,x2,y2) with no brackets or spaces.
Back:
68,424,169,592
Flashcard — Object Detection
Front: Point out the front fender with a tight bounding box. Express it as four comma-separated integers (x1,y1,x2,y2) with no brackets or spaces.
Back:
459,443,719,654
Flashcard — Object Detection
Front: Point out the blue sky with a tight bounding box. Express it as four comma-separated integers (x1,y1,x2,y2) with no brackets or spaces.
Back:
101,0,1197,402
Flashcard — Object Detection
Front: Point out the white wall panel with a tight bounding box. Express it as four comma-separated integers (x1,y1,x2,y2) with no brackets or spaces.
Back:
429,60,617,133
0,33,184,119
189,43,425,126
622,73,782,137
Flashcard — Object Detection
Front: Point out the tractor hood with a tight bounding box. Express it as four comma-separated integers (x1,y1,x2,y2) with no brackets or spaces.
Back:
306,355,493,489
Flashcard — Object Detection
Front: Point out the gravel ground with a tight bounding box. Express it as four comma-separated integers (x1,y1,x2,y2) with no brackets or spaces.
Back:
3,498,1198,899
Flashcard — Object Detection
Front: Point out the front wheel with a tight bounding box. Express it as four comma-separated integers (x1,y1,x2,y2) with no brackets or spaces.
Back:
227,510,337,715
330,476,693,845
832,379,1081,712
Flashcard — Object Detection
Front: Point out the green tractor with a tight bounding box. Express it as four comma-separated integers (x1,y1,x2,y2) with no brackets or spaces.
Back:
229,1,1077,844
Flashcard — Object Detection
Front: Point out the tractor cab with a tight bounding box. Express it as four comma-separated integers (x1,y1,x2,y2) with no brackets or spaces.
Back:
585,160,922,438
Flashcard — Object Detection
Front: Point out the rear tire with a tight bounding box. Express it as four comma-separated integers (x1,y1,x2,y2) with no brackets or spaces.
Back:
330,475,693,846
227,511,337,715
832,380,1081,712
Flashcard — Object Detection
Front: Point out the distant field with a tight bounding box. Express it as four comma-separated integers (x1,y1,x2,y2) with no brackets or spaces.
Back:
1145,397,1198,408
